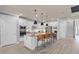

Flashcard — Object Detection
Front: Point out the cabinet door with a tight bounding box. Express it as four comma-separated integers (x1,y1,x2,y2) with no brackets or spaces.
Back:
0,16,17,46
5,17,17,45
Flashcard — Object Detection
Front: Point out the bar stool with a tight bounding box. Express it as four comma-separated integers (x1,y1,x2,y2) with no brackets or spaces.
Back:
45,33,53,44
36,34,45,49
53,31,57,39
49,33,53,44
53,31,57,43
47,33,51,44
44,33,49,44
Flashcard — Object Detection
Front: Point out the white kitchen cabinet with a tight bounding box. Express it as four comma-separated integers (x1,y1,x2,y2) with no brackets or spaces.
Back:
0,14,18,46
24,34,37,50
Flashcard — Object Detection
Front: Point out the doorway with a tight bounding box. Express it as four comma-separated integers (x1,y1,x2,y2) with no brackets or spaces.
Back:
74,20,79,41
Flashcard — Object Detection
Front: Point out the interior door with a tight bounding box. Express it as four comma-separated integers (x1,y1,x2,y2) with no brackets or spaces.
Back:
58,20,67,39
66,20,74,38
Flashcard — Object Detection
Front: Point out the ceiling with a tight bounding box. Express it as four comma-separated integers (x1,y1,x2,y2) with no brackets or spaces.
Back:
0,5,74,21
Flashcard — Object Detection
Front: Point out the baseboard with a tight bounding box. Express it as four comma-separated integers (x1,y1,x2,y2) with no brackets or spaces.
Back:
0,42,21,48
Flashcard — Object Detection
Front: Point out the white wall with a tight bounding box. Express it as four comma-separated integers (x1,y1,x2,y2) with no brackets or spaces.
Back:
46,21,58,32
0,14,18,46
46,21,58,27
57,19,74,39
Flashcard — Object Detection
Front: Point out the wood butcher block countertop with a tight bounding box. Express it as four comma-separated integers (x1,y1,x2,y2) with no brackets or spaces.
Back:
36,32,53,41
26,31,53,41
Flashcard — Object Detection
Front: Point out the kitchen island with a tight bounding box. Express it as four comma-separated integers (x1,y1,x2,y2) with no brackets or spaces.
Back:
24,31,53,50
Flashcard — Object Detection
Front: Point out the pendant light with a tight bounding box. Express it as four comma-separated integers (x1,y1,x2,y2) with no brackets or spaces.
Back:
34,9,37,24
46,24,48,26
41,22,44,25
41,13,44,25
34,20,37,24
46,15,48,26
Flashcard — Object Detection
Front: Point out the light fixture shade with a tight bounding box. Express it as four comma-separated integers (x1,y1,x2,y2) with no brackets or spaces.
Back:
46,24,48,26
41,22,44,25
34,20,37,24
